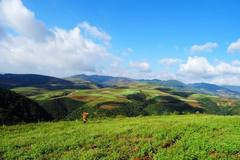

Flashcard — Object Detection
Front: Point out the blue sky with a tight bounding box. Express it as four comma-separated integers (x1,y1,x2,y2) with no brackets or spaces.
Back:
1,0,240,85
22,0,240,62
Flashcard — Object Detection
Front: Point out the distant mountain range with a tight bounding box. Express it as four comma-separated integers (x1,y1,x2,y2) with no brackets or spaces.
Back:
0,73,97,90
67,74,240,97
139,79,186,89
222,85,240,93
1,73,240,97
66,74,135,87
188,83,240,97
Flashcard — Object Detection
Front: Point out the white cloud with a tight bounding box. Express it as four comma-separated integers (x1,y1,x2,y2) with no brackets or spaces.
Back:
210,76,240,86
179,56,240,77
129,61,151,73
79,21,111,45
215,62,240,75
0,26,112,76
159,58,181,66
0,0,53,41
0,0,154,79
227,38,240,53
0,0,115,76
232,60,240,66
179,57,215,77
190,42,218,53
178,56,240,85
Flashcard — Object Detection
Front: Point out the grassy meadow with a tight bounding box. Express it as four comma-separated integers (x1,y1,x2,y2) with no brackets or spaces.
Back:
1,115,240,160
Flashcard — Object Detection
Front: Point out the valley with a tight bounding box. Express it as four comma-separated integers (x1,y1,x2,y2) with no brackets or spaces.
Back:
1,73,240,124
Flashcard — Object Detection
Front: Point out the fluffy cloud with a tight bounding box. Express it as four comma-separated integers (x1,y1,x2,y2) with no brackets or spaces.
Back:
190,42,218,53
210,76,240,86
178,56,240,85
79,21,111,45
227,38,240,53
0,26,112,76
179,57,215,77
159,58,181,66
0,0,53,41
232,60,240,66
129,61,151,72
0,0,115,76
215,62,240,75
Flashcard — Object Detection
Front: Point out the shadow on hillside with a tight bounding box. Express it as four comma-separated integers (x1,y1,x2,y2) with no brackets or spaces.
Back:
146,96,203,114
156,87,194,98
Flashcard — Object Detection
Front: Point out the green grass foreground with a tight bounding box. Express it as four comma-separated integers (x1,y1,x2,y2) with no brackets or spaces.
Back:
1,115,240,160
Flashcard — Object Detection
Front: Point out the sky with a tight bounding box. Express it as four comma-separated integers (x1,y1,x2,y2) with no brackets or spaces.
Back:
1,0,240,85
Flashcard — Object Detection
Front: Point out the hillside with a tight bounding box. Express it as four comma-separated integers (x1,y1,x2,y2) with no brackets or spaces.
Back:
0,88,52,125
0,73,239,124
1,115,239,160
20,84,201,120
10,83,239,122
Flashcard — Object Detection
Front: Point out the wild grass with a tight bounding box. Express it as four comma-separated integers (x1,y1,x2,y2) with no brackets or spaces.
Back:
1,115,240,160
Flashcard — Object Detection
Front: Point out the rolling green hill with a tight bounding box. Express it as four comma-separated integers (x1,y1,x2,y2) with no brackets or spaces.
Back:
1,115,239,160
22,84,203,119
0,74,238,124
10,83,240,122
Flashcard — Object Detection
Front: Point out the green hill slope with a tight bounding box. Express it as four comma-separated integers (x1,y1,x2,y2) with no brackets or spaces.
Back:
1,115,239,160
28,85,205,119
10,83,240,121
0,88,52,125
